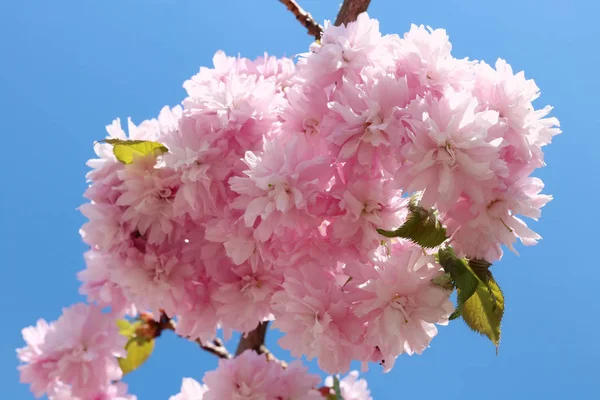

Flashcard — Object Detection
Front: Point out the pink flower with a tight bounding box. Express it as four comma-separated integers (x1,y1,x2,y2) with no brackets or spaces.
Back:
271,261,366,373
48,14,560,394
18,304,126,398
170,378,207,400
48,381,136,400
325,371,372,400
399,92,507,211
202,350,280,399
353,243,453,371
298,13,389,86
77,250,136,316
17,319,56,397
276,361,322,400
282,85,331,140
395,25,474,97
116,156,182,246
213,255,281,333
445,177,552,262
330,180,407,251
112,246,193,317
202,350,321,400
174,269,220,342
182,68,283,154
229,134,333,242
324,70,410,174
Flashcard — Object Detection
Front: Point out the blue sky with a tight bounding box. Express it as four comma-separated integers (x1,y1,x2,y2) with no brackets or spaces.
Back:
1,0,598,398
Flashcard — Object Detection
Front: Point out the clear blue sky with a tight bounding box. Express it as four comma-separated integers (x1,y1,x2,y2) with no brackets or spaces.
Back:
1,0,598,399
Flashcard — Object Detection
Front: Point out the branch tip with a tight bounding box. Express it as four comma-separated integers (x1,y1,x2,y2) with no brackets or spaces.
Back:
279,0,323,40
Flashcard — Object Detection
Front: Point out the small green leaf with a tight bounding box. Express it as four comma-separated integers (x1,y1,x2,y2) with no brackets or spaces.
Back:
116,319,139,337
438,247,480,318
331,376,344,400
99,139,168,164
462,274,505,352
377,205,447,249
116,319,155,375
119,336,155,375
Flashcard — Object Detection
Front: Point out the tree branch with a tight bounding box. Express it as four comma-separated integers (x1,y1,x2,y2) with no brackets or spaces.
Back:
140,312,232,360
334,0,372,26
279,0,323,40
235,321,269,356
235,321,288,368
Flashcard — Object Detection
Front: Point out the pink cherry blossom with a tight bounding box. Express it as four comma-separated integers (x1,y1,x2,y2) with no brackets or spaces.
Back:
271,260,366,373
229,134,333,242
202,350,321,400
18,304,126,398
325,371,372,400
353,243,453,371
19,12,562,396
170,378,207,400
398,91,506,211
48,381,136,400
77,250,136,316
445,177,552,262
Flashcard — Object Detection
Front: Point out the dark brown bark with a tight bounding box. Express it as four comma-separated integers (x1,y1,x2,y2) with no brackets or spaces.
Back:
141,312,232,359
279,0,323,40
235,321,269,356
334,0,372,26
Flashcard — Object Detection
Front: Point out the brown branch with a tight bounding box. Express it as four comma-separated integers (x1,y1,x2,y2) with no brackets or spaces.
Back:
334,0,372,26
279,0,323,40
235,321,268,355
139,312,232,360
235,321,288,368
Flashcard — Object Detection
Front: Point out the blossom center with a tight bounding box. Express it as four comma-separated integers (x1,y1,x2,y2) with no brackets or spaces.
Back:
303,117,320,136
362,116,385,144
157,186,177,201
362,200,382,215
390,294,415,323
434,140,457,166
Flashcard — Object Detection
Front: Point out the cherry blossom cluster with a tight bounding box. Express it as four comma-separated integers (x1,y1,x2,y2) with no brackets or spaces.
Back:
169,351,372,400
18,12,559,399
17,303,135,399
73,10,560,374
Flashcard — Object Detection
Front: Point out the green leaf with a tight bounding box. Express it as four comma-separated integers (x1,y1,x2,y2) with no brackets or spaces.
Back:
116,319,139,336
461,274,505,352
99,139,168,164
438,247,479,318
331,376,344,400
118,336,155,375
377,205,447,249
116,319,155,375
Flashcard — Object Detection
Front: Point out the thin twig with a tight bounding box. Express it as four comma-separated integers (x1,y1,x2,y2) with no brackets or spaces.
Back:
279,0,323,40
334,0,372,26
140,312,232,359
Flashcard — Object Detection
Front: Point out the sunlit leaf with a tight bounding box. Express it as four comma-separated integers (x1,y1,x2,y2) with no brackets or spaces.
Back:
99,139,168,164
462,274,505,352
438,247,479,318
116,319,155,375
377,205,447,249
116,319,139,337
118,336,155,375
